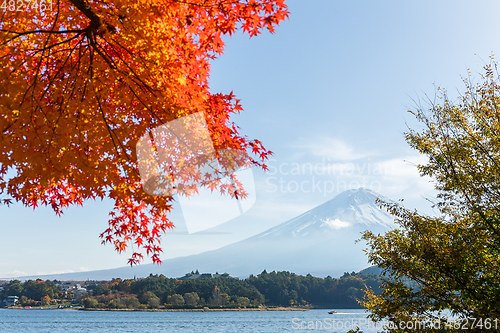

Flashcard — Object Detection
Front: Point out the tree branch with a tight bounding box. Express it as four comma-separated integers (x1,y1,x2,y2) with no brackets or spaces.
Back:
68,0,102,30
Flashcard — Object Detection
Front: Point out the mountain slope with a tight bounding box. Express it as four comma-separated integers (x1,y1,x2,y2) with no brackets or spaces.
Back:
167,187,395,277
9,188,395,280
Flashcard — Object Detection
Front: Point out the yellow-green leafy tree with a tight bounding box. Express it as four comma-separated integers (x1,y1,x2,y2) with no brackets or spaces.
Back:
361,63,500,332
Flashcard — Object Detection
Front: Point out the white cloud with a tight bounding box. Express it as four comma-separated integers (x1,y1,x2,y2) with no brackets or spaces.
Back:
33,267,91,276
1,270,27,278
293,137,374,161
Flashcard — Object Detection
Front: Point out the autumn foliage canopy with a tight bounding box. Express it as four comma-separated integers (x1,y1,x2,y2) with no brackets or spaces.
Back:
0,0,288,264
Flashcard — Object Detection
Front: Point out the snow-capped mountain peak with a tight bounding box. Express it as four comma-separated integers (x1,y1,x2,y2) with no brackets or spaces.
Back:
256,188,394,239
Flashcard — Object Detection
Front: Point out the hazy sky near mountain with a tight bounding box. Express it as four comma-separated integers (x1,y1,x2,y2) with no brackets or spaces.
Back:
2,0,500,278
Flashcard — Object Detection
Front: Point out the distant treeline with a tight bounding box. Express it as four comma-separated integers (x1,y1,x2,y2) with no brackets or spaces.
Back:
1,279,58,306
86,271,381,309
0,271,382,309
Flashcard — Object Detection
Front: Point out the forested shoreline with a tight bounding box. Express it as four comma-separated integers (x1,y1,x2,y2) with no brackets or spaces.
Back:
1,270,381,310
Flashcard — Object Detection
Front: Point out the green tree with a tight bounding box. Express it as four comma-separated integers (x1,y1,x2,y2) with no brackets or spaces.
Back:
147,295,160,308
4,280,23,297
183,292,199,306
139,291,161,308
220,293,231,307
19,296,28,306
118,296,140,309
237,297,250,308
91,285,111,296
361,63,500,331
106,299,118,309
289,290,298,305
212,286,221,306
83,298,99,309
22,279,57,301
166,294,184,306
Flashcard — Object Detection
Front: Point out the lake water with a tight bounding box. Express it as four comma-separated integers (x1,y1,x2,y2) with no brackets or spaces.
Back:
0,308,385,332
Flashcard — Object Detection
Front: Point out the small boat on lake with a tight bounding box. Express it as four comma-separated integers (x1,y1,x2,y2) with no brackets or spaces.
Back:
328,310,337,314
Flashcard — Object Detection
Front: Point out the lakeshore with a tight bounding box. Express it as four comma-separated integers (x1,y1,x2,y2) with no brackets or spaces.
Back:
1,271,375,310
4,305,310,312
80,306,309,312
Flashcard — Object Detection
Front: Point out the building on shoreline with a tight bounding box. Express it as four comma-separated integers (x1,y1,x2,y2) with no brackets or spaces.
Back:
4,296,19,307
179,271,230,280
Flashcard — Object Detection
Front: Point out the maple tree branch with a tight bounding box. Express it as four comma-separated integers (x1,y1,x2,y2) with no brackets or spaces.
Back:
67,0,120,69
0,29,84,35
28,34,82,55
126,86,161,122
94,89,134,165
38,38,84,110
171,0,241,9
101,35,156,94
87,32,116,68
109,36,150,69
95,93,122,158
0,29,83,46
18,34,82,113
68,0,102,30
23,7,65,129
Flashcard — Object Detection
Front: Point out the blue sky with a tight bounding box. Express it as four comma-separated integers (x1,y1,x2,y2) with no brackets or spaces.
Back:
2,0,500,278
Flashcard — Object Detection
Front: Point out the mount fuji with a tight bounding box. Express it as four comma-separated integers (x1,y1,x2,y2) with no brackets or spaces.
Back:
173,187,395,278
9,188,395,280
